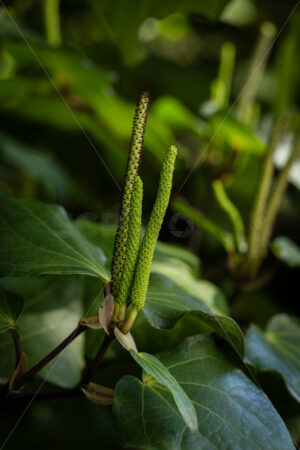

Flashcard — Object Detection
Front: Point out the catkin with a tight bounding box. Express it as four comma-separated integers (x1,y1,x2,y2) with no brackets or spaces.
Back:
130,146,177,310
111,93,149,296
117,177,143,305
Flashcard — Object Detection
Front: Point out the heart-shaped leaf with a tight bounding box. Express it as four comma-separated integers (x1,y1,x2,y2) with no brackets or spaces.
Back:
0,277,85,388
130,351,198,433
0,289,23,333
0,193,110,280
245,314,300,402
114,335,294,449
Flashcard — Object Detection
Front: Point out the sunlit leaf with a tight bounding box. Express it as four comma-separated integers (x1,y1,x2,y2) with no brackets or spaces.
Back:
0,277,85,388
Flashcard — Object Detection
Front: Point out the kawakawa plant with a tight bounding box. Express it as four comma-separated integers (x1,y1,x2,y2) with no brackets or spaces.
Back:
0,92,298,448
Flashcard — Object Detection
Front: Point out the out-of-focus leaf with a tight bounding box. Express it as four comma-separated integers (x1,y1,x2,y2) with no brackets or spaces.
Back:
152,95,207,137
0,132,73,202
114,335,294,449
0,289,23,333
211,111,265,154
100,0,231,64
245,314,300,402
154,240,201,277
0,40,176,165
271,236,300,268
130,350,198,433
0,277,85,388
0,193,109,280
173,197,235,253
274,135,300,190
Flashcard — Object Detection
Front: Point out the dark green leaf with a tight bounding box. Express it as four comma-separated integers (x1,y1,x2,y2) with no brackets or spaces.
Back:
0,289,23,333
114,335,294,449
130,350,198,433
145,270,244,356
0,132,73,203
0,277,85,388
271,237,300,267
0,193,110,280
245,314,300,402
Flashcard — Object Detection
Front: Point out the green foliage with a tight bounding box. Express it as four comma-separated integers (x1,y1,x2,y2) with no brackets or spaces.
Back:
0,193,109,280
100,0,231,64
130,350,198,432
272,236,300,268
0,289,23,334
0,1,299,447
0,277,85,387
114,335,294,449
245,314,300,402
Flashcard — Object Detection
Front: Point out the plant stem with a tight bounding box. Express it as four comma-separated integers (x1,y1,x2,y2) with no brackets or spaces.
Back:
213,42,236,108
260,131,300,255
237,21,276,123
80,333,115,387
245,114,283,277
44,0,62,47
11,330,23,366
121,307,138,334
104,281,111,298
14,324,86,390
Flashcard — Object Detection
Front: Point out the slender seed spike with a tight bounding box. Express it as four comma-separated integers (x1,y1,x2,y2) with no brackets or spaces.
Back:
117,177,143,306
111,92,150,297
130,146,177,311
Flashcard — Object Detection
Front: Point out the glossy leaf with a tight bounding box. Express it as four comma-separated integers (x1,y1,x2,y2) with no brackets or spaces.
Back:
0,289,24,333
0,277,85,388
114,335,294,449
0,193,109,280
245,314,300,402
144,269,244,357
130,350,198,433
271,236,300,268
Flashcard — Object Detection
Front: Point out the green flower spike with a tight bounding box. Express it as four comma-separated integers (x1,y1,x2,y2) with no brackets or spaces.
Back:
122,146,177,334
115,176,143,321
111,92,150,298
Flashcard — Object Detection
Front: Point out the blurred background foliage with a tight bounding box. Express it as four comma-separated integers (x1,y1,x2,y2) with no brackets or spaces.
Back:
0,0,300,448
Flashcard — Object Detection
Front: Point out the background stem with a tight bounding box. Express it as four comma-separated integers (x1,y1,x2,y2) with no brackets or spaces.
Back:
260,131,300,254
44,0,62,47
245,114,283,277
